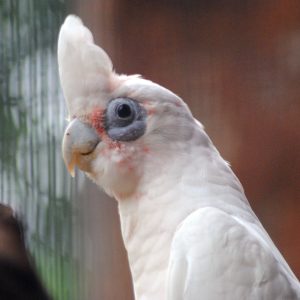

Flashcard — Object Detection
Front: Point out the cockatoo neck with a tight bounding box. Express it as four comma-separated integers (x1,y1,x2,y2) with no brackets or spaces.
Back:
116,126,250,299
117,122,246,210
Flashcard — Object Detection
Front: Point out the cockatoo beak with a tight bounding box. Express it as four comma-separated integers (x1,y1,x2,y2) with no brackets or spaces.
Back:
62,119,100,177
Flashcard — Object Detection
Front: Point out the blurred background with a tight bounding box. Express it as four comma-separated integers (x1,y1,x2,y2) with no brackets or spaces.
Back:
1,0,299,299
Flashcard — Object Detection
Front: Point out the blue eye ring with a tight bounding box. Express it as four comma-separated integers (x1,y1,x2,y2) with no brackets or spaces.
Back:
105,97,147,141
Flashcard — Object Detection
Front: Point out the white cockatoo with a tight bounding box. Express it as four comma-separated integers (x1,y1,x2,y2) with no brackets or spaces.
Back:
58,15,300,300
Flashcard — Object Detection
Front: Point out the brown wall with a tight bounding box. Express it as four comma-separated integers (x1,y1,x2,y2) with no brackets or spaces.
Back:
74,1,300,299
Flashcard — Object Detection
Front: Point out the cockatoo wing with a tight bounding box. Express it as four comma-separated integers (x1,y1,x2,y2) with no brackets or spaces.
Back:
167,207,300,300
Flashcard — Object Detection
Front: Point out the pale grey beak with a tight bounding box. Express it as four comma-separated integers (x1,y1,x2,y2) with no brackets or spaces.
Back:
62,119,100,177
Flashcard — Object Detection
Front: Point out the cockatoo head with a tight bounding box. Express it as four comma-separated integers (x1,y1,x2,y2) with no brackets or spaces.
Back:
59,16,202,199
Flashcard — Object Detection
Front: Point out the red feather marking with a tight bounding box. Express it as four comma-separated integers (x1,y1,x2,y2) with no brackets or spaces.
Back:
143,101,156,116
90,108,105,136
147,107,156,115
143,146,150,153
89,108,122,150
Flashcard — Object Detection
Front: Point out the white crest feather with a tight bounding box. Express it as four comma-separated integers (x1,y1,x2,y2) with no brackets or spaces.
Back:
58,15,113,116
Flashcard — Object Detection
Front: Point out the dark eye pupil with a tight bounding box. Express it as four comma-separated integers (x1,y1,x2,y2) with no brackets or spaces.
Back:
117,104,131,119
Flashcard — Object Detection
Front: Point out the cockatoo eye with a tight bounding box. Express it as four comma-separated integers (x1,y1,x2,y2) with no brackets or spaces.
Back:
105,98,147,141
116,103,132,119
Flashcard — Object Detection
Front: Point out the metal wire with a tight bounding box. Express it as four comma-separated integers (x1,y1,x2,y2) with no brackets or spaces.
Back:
0,1,82,299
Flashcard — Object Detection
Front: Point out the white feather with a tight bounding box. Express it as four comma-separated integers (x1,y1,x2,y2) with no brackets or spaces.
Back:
168,208,300,300
58,15,113,117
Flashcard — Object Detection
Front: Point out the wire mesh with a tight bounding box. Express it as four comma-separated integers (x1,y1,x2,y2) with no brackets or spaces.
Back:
0,1,83,299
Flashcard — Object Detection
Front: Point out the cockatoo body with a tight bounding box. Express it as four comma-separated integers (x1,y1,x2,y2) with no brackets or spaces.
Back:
58,16,300,300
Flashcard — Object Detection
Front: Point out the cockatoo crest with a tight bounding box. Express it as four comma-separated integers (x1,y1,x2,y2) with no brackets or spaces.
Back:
58,15,113,117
